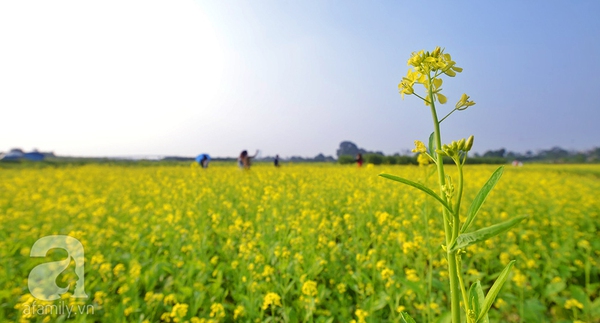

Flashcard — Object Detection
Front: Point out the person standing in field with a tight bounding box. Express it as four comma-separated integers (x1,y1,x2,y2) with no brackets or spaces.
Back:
274,154,280,167
200,155,209,168
355,153,364,167
238,150,259,169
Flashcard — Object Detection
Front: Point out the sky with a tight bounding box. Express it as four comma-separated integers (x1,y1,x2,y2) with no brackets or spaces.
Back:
1,0,599,158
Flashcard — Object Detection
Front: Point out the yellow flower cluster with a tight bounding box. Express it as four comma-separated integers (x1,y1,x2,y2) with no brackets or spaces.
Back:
399,46,475,113
262,292,282,310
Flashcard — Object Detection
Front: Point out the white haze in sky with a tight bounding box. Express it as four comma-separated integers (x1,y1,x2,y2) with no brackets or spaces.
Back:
2,1,600,158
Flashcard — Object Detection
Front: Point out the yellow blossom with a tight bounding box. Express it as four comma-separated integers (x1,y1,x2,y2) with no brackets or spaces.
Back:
302,280,318,297
564,298,584,310
209,303,225,319
262,292,282,310
412,140,428,153
355,309,368,323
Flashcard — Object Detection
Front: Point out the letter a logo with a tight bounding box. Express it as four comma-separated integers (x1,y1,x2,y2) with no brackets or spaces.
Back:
28,235,88,301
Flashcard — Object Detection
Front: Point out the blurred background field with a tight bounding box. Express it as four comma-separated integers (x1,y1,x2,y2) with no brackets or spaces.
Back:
1,163,598,322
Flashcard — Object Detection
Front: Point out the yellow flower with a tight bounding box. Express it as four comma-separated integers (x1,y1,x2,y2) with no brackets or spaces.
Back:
163,294,177,305
494,298,507,309
209,303,225,319
436,92,447,104
399,69,426,99
381,268,394,280
124,306,135,316
302,280,318,297
113,263,126,277
262,292,282,310
417,153,430,166
171,303,189,320
455,93,476,110
355,309,369,323
412,140,427,153
564,298,584,310
233,305,245,320
94,291,107,305
405,268,420,282
129,261,142,278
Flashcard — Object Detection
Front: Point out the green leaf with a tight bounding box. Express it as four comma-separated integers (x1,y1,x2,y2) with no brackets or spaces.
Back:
461,166,504,233
372,291,389,311
591,296,600,318
543,281,565,297
398,277,425,299
400,312,417,323
450,215,527,252
469,281,488,323
521,298,547,322
434,311,451,323
477,260,515,322
428,132,436,156
379,173,453,214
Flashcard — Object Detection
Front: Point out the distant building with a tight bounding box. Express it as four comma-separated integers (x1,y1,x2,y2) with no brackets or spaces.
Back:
0,149,24,161
0,148,51,161
24,152,45,161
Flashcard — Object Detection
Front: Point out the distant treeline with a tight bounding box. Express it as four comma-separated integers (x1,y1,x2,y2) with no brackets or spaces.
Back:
3,144,599,168
338,154,506,165
474,147,600,163
336,141,600,165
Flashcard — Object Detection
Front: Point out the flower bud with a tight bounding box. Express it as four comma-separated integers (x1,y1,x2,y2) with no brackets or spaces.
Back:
457,138,466,151
450,141,459,151
464,135,474,152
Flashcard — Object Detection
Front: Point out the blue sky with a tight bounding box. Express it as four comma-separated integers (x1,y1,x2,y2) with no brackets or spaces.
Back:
1,0,599,158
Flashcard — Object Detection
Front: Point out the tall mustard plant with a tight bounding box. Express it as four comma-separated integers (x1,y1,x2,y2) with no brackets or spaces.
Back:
381,47,527,323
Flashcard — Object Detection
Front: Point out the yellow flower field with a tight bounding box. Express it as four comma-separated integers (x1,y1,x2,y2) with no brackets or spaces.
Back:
1,163,599,322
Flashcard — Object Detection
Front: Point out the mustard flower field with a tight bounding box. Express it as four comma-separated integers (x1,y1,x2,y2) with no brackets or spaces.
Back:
1,163,599,322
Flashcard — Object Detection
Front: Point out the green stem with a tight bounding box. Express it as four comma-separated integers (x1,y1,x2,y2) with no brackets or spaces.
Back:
456,253,470,322
454,162,464,217
427,73,461,323
423,203,433,323
438,108,458,124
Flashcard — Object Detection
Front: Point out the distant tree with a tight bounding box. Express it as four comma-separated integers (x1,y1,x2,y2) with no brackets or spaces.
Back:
365,154,384,165
483,148,506,158
385,155,398,165
338,155,355,164
336,141,367,157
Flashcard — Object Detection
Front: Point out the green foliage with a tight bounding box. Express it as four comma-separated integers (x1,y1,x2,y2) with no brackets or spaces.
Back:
365,154,385,165
337,155,356,164
461,166,504,233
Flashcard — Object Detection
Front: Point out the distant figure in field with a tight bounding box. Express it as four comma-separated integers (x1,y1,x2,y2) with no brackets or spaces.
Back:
238,150,259,169
274,154,280,167
196,154,210,168
355,153,364,167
